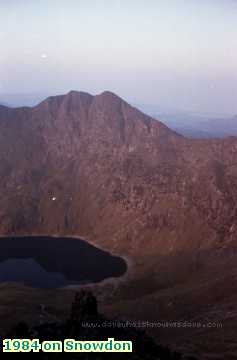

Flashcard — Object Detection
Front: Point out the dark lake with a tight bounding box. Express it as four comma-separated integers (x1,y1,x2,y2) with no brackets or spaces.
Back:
0,236,127,288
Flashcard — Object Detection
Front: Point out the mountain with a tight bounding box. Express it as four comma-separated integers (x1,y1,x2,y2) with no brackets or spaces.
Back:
1,90,237,358
155,112,212,138
201,115,237,137
0,93,48,107
0,101,11,107
154,112,237,139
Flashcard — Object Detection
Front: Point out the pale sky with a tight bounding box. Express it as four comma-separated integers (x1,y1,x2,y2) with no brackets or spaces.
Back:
0,0,237,115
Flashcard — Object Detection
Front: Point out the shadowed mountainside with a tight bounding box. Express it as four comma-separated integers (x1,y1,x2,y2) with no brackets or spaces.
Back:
7,290,194,359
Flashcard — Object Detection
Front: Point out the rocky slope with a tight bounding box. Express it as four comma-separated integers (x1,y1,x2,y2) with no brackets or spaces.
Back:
7,290,191,360
1,91,237,358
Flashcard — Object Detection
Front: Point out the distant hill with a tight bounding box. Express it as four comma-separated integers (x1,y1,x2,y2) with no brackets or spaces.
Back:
136,104,236,139
154,112,237,139
0,93,49,107
0,101,11,107
156,112,212,138
201,115,237,138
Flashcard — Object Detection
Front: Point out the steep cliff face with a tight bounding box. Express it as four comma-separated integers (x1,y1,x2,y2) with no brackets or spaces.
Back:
1,91,237,288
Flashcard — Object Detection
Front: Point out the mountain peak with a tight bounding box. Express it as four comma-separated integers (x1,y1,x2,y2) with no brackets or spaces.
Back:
100,90,129,104
99,90,121,98
66,90,93,99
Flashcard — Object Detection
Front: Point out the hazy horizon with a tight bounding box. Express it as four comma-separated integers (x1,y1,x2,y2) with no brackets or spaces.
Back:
1,90,235,119
1,0,237,116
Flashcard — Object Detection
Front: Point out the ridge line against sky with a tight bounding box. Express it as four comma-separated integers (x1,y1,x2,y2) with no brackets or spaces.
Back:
0,0,237,115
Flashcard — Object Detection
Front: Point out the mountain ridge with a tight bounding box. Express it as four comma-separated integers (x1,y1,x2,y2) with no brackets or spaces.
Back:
1,90,237,358
1,90,237,254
